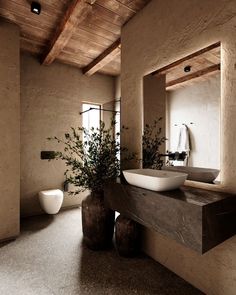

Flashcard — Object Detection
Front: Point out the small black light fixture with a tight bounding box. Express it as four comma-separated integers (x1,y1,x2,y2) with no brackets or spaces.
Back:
31,2,41,15
184,65,191,73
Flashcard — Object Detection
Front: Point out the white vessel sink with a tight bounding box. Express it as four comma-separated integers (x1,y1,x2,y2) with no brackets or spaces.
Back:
162,166,220,183
122,169,187,192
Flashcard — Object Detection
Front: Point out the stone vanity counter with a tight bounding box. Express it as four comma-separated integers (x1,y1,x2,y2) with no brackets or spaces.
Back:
104,180,236,254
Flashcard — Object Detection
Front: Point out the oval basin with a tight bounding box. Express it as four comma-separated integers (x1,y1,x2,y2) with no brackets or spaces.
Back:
122,169,187,192
162,166,220,183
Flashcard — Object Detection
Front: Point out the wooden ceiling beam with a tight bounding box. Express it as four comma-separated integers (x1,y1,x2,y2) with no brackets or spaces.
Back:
82,38,121,76
114,0,138,13
166,64,220,88
152,42,221,76
42,0,96,65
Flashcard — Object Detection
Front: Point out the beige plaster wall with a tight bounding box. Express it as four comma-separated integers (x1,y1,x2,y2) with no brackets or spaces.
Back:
0,20,20,240
21,53,115,217
115,76,121,99
167,73,220,169
121,0,236,294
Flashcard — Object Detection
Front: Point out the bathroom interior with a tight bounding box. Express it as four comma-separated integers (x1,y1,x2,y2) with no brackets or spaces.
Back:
1,0,236,295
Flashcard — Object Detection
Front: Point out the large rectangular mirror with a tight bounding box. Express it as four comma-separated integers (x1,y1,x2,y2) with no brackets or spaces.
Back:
143,42,221,185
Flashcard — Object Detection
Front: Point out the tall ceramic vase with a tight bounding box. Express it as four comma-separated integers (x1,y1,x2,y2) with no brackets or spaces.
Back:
82,190,115,250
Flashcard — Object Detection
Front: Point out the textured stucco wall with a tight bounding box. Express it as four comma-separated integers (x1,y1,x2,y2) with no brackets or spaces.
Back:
0,20,20,240
121,0,236,294
167,73,220,169
20,53,115,217
115,76,121,99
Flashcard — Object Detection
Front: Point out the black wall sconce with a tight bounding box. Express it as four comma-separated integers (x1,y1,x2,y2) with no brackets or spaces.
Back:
31,2,41,15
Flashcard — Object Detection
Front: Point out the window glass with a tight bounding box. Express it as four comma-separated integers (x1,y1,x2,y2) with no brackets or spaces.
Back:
82,103,100,132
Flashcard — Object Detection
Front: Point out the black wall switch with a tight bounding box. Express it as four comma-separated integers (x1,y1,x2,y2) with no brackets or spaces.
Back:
41,151,56,160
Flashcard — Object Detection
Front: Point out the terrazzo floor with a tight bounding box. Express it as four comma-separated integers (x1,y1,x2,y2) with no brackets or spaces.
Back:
0,208,204,295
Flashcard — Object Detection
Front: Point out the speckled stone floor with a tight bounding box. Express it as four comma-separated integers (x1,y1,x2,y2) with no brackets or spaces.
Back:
0,208,204,295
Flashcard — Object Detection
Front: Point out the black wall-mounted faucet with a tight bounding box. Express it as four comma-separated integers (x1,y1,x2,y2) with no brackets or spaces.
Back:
160,152,187,161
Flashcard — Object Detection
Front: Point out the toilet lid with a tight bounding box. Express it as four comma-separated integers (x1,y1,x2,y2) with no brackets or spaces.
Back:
39,189,63,196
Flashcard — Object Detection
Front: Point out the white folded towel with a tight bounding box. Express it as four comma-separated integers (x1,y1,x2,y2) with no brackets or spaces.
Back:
177,124,190,153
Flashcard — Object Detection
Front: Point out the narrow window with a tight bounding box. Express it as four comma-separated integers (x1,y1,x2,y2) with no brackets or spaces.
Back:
82,103,101,132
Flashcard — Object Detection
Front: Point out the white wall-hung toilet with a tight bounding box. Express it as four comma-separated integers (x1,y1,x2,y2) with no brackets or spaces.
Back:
38,189,64,214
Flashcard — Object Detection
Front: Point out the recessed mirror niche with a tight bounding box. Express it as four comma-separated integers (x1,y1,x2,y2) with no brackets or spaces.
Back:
143,42,221,184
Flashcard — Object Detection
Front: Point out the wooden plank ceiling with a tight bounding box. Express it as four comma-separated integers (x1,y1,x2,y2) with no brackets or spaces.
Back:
0,0,150,76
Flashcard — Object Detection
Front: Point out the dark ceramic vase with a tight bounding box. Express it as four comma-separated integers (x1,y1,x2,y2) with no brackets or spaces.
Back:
82,190,115,250
115,214,140,257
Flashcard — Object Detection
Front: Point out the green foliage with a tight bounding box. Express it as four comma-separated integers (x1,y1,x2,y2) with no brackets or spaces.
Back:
48,120,126,195
142,117,167,169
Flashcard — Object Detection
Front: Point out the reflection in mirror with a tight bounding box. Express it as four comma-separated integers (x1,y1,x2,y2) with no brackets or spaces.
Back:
143,42,221,184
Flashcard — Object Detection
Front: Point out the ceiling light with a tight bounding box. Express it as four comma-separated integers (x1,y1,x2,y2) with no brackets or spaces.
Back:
184,65,191,73
31,2,41,15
